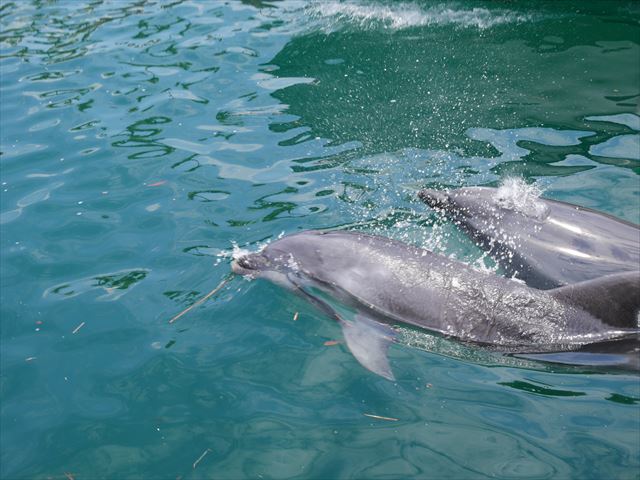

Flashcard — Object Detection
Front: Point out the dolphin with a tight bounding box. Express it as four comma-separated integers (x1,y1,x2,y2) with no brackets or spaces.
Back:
232,230,639,380
418,182,640,289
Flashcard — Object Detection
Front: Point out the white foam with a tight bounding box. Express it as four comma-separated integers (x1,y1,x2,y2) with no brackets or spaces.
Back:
230,243,256,262
224,238,277,262
494,177,548,219
307,1,531,31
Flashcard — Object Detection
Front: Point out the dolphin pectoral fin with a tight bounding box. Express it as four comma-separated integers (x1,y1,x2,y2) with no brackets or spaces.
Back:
341,315,397,381
287,274,397,379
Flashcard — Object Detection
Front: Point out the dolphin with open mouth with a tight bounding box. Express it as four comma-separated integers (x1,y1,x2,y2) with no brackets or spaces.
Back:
232,230,639,380
418,182,640,289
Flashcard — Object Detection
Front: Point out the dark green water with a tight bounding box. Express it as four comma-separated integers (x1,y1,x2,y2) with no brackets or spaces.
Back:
1,1,639,478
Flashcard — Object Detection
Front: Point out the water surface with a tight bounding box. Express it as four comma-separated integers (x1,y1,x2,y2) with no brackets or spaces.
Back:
1,1,639,479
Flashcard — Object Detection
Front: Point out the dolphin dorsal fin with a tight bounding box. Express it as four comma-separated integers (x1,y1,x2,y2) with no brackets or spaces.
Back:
550,271,640,328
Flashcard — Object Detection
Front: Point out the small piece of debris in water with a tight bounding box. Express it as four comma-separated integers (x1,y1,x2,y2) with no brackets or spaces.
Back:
169,275,231,324
323,340,340,346
363,413,399,422
193,448,212,469
25,357,37,362
64,473,75,480
148,180,167,187
293,311,299,321
72,322,85,334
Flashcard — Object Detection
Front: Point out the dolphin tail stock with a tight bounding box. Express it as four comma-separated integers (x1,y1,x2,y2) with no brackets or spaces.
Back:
549,271,640,329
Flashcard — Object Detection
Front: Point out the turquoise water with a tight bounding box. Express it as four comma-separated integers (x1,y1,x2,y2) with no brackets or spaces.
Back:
1,1,639,478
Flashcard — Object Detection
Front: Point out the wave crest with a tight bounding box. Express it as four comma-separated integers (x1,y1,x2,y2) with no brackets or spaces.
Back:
307,1,532,31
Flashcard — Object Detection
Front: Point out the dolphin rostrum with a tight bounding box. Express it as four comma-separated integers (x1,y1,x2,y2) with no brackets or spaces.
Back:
232,230,639,380
418,181,640,289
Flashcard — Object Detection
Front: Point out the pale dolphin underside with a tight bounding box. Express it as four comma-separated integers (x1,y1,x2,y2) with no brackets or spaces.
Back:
418,186,640,289
232,230,639,380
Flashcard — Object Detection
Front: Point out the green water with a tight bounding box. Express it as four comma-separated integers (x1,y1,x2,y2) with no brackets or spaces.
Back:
1,1,639,478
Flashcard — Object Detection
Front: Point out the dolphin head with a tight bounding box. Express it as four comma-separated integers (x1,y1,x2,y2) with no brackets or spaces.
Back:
231,230,367,290
231,251,272,276
419,183,550,222
418,189,453,211
231,232,329,287
418,187,492,220
232,248,299,290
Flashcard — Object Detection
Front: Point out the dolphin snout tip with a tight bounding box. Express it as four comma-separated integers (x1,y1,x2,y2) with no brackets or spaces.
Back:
230,259,244,275
418,189,450,209
232,252,270,276
231,254,254,275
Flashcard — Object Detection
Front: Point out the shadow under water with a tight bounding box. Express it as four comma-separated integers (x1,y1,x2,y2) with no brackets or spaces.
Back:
395,323,640,375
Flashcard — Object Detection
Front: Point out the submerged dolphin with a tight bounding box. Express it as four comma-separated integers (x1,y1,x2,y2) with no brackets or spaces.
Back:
418,182,640,289
232,230,639,379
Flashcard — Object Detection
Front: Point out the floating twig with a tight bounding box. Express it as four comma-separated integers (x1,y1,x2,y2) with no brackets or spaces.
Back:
169,275,232,324
363,413,399,422
323,340,340,346
72,322,85,334
193,448,212,469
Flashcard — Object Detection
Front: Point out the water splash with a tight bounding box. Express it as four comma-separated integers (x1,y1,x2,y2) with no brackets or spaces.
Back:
230,242,257,264
211,235,287,268
494,177,548,220
307,1,533,31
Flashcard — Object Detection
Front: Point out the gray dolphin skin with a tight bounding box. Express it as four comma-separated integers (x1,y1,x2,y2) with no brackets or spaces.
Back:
232,230,639,380
418,185,640,289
